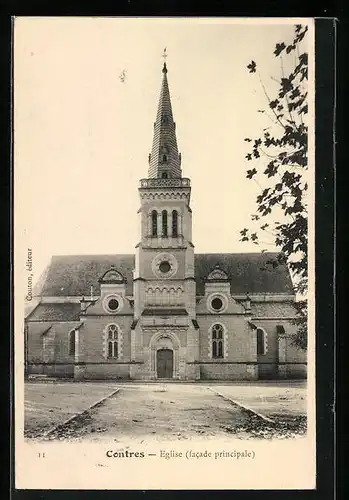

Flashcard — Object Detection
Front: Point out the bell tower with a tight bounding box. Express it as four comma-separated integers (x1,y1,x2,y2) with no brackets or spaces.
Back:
132,58,199,380
136,61,193,252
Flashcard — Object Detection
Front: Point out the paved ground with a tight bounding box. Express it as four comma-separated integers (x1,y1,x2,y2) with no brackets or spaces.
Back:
24,383,117,437
213,380,307,418
24,381,307,442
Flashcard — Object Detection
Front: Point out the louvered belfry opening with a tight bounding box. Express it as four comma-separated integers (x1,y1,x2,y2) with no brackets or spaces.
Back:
148,62,182,179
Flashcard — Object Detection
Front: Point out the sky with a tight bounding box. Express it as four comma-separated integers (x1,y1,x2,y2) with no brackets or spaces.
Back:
14,17,313,286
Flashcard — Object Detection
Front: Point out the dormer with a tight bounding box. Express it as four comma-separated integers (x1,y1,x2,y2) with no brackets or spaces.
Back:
98,265,127,313
204,264,231,296
196,264,245,315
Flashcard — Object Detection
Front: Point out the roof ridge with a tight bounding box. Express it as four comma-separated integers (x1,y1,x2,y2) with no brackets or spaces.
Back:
50,251,282,258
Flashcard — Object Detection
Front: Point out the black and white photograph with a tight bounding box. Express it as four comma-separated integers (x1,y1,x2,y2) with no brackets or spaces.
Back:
14,17,315,490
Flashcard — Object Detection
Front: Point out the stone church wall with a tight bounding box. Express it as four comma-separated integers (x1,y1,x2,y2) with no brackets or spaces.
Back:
253,319,306,379
77,315,133,379
197,314,251,362
81,315,133,362
284,336,307,378
196,314,256,380
27,323,49,362
27,321,79,378
253,319,279,379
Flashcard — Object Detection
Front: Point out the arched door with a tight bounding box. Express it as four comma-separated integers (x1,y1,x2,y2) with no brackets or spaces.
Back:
157,349,173,378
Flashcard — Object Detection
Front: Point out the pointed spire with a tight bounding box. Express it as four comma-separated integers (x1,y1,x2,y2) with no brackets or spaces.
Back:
148,57,182,179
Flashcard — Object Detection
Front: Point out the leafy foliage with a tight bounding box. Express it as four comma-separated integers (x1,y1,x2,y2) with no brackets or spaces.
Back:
241,25,309,350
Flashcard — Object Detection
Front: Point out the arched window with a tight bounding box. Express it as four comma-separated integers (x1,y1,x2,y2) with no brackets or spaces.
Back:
276,324,285,335
151,210,157,237
257,328,266,355
69,330,75,356
162,210,168,237
212,324,224,358
162,154,168,163
161,171,168,179
107,324,118,358
172,210,178,237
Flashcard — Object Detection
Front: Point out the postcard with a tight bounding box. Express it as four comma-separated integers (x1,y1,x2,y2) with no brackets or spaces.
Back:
14,16,316,490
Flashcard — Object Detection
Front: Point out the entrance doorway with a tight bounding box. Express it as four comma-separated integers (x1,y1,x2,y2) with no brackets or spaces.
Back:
156,349,173,378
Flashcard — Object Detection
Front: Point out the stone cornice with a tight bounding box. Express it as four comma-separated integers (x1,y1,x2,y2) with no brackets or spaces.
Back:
251,316,297,321
139,191,190,201
37,293,295,303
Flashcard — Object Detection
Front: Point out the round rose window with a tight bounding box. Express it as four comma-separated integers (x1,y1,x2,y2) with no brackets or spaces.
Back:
108,298,119,311
159,261,171,273
211,297,223,311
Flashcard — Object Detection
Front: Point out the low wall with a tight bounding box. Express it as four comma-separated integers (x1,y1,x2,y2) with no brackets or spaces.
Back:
27,362,307,380
199,363,258,381
285,363,307,379
28,363,74,378
83,363,131,380
258,363,279,379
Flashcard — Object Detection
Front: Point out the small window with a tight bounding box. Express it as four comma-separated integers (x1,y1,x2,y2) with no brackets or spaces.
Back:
257,328,266,355
69,330,75,356
159,261,171,274
107,298,119,311
161,172,168,179
212,324,224,358
162,210,168,237
151,210,157,237
162,154,168,163
276,324,285,335
172,210,178,237
211,297,223,311
106,324,119,359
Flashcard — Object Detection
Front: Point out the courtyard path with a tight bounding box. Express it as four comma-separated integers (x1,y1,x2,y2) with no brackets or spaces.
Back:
55,384,250,442
25,382,307,441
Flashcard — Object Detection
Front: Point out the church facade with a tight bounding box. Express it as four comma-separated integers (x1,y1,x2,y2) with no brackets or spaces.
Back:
25,62,307,381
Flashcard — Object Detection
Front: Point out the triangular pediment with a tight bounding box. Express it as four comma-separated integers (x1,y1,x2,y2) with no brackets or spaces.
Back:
206,265,229,282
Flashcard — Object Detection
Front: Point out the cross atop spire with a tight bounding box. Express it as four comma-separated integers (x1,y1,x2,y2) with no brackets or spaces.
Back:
147,58,182,179
162,48,168,73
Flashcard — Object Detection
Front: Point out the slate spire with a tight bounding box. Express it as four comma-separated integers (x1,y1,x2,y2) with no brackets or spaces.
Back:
148,61,182,179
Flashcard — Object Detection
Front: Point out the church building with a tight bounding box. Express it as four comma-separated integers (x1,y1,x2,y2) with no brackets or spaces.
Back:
25,61,307,381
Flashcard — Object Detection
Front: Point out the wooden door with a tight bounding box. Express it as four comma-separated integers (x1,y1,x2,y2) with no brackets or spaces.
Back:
157,349,173,378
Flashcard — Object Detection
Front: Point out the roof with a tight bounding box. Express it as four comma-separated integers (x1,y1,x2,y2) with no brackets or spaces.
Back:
35,252,294,298
38,254,135,297
251,301,297,318
26,303,81,321
194,253,293,295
